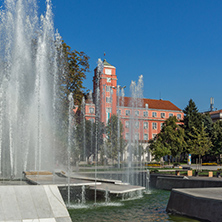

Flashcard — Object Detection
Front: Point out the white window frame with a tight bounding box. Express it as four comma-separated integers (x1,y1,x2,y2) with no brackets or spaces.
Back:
126,110,130,116
152,112,157,117
161,113,165,118
135,133,139,140
135,111,139,116
161,123,164,129
117,109,121,115
177,114,182,119
169,113,173,117
144,122,148,129
144,134,148,140
106,97,111,103
125,121,129,128
125,133,129,140
152,122,157,130
106,85,110,92
135,121,139,129
106,107,111,113
143,111,148,117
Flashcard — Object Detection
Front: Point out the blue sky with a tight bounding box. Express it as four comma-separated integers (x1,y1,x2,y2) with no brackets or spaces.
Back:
29,1,222,111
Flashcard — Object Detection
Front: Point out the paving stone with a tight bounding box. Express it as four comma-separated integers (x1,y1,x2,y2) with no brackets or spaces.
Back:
0,186,22,220
31,186,54,219
44,185,69,218
0,220,22,222
23,220,39,222
0,192,5,221
56,217,72,222
0,185,71,221
39,219,56,222
15,186,38,219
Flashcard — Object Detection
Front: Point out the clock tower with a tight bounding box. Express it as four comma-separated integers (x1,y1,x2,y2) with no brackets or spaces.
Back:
93,59,117,124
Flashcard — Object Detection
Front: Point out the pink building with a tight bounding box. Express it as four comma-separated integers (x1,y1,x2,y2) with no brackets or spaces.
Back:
85,59,183,138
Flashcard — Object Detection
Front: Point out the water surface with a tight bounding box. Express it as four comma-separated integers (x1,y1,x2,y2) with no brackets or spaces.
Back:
68,189,200,222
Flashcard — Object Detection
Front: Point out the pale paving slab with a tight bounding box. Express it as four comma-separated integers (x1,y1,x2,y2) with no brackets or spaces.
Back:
1,186,22,220
15,186,38,219
56,218,72,222
0,185,71,221
44,185,70,218
0,190,5,221
31,186,54,218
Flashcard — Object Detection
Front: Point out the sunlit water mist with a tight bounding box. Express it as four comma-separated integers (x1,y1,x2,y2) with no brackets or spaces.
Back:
0,0,62,178
126,75,144,185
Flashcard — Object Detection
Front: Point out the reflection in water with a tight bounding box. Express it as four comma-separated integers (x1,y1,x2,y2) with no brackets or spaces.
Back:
69,189,200,222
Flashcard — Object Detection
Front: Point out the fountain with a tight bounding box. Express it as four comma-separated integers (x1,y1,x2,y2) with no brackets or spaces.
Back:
0,1,194,222
0,0,63,178
124,75,144,185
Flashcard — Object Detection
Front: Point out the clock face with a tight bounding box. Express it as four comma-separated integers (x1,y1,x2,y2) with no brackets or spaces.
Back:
107,77,111,83
105,69,112,75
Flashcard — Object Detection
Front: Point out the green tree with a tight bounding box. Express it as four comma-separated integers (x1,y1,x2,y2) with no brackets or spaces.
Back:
183,99,203,153
134,144,146,162
75,119,105,162
202,113,214,136
60,42,90,104
188,123,212,165
149,136,171,162
57,41,90,125
211,121,222,163
55,41,90,159
106,115,126,161
149,116,186,162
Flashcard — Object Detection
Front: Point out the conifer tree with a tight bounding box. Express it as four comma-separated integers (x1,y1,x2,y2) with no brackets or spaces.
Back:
202,113,214,136
188,123,212,165
211,121,222,162
183,99,203,153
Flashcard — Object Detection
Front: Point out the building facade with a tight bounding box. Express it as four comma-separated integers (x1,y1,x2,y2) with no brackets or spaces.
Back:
83,59,184,161
208,110,222,122
85,59,183,135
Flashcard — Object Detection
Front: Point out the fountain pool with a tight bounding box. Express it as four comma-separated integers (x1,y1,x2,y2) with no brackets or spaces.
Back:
68,189,200,222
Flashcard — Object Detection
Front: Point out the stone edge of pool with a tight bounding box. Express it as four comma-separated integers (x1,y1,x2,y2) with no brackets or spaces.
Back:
166,187,222,222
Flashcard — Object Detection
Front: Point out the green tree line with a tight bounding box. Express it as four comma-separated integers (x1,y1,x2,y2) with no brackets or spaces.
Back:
149,99,222,164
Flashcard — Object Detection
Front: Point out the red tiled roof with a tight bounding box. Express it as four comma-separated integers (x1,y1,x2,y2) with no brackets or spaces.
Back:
121,97,182,111
209,109,222,115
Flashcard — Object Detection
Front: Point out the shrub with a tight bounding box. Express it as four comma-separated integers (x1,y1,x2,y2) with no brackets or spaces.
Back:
202,162,217,166
145,162,160,167
150,169,159,173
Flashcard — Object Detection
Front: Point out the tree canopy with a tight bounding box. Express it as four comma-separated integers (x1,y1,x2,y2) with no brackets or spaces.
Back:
55,41,90,160
106,115,126,161
210,120,222,161
149,116,186,162
75,119,105,162
188,123,212,164
58,41,90,109
182,99,203,153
